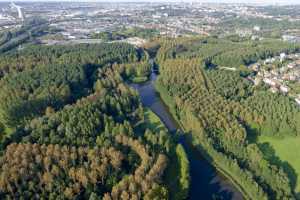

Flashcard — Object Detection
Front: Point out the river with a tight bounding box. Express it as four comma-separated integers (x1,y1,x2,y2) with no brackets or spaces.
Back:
130,71,244,200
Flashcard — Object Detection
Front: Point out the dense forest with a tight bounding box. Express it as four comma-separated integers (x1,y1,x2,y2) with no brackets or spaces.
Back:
0,42,189,199
155,36,300,68
1,33,300,199
154,36,300,199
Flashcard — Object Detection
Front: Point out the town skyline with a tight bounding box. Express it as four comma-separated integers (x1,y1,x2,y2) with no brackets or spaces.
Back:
0,0,300,5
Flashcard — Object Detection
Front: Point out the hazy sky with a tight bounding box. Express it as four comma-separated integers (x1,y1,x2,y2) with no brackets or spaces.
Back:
0,0,300,5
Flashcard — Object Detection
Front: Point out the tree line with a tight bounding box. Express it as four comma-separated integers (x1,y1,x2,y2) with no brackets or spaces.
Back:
155,36,300,199
0,42,189,199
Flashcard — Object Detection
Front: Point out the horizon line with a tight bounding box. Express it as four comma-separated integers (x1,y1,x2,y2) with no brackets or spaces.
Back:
1,0,300,5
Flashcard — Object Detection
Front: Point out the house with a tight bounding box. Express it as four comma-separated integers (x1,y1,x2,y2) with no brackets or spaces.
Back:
289,75,296,81
280,53,286,62
253,26,260,31
251,35,260,41
282,74,290,80
280,85,289,93
295,98,300,106
283,35,296,42
288,63,296,69
263,78,277,86
264,58,275,65
270,87,279,93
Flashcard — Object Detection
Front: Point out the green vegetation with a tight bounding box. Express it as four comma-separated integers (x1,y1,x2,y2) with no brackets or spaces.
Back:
154,36,300,199
0,63,86,129
156,37,300,68
175,144,190,200
1,30,299,199
131,76,149,83
0,42,144,78
220,17,300,31
258,135,300,193
140,108,190,200
243,91,300,136
119,61,152,83
0,43,143,140
0,42,187,199
142,108,167,133
218,16,300,38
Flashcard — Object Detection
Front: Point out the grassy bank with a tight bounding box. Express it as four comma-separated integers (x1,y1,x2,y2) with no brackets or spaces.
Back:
258,135,300,195
143,108,167,132
131,76,149,83
142,108,190,200
154,81,180,122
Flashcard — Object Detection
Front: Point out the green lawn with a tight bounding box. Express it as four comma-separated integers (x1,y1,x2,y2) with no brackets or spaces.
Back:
131,76,149,83
258,135,300,194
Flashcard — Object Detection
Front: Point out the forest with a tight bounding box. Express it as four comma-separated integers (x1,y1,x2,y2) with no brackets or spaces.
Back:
0,42,189,199
155,36,300,68
1,33,300,199
154,36,300,199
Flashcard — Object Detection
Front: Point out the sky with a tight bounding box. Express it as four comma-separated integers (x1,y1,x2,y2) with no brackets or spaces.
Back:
0,0,300,5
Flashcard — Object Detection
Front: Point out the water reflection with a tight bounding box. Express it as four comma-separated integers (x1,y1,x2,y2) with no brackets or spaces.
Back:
130,72,243,200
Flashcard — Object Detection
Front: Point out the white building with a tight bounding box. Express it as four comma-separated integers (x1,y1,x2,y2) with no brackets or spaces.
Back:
280,53,286,62
263,78,277,86
287,63,296,69
264,58,275,65
295,98,300,106
280,85,289,93
270,87,279,93
253,26,261,31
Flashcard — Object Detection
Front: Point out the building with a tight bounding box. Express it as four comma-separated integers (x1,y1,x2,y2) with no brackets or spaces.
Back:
288,63,296,69
253,26,260,31
270,87,279,93
280,85,289,93
280,53,286,62
295,98,300,106
263,78,277,86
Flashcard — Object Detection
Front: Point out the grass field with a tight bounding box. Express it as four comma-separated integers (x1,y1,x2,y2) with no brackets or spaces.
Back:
143,108,168,133
258,135,300,194
131,76,148,83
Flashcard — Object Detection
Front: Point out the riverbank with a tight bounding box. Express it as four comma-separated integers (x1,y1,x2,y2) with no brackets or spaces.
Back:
140,108,190,200
130,70,245,199
154,81,254,200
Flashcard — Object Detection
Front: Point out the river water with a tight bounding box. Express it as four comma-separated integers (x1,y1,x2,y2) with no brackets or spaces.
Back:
130,71,243,200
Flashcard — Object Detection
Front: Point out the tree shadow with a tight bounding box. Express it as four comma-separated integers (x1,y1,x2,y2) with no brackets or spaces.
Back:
182,133,240,200
244,123,260,144
147,121,166,133
258,142,298,191
296,192,300,200
244,123,298,195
